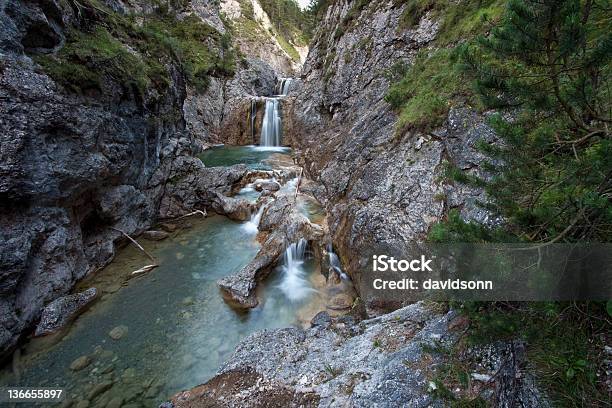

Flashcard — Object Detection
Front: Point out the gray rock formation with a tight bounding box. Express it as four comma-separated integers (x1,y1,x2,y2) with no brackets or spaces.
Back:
0,0,281,360
171,303,455,407
34,288,98,336
172,303,549,407
218,195,325,308
287,0,495,309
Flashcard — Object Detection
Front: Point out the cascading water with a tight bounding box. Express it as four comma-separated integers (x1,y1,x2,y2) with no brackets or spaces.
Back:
327,243,350,281
250,99,257,144
278,239,315,302
260,98,282,147
277,78,293,96
243,205,265,234
258,78,294,147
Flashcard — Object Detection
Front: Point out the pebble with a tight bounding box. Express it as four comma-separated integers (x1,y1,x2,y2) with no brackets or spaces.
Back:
70,356,92,371
142,230,168,241
87,380,113,400
122,367,137,381
108,325,128,340
106,396,123,408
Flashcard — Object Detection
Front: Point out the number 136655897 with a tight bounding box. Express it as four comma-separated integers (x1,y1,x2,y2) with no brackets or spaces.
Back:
1,388,64,402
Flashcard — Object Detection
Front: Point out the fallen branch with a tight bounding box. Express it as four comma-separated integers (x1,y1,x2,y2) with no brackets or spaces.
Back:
130,264,158,277
170,210,206,221
110,227,157,264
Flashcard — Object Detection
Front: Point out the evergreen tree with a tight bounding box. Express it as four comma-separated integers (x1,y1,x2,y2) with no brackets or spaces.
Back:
450,0,611,243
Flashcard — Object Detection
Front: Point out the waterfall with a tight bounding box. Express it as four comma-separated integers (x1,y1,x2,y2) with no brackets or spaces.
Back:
260,98,282,147
327,243,350,281
278,239,315,302
277,78,293,96
250,99,257,144
243,205,265,234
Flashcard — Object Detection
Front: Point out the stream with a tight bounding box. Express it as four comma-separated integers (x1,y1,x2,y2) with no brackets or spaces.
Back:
0,146,327,407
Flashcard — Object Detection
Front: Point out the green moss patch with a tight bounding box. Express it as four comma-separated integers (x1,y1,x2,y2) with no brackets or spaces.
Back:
32,2,235,96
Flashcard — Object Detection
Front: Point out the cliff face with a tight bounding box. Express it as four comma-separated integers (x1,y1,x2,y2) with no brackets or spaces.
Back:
288,0,495,308
0,0,279,359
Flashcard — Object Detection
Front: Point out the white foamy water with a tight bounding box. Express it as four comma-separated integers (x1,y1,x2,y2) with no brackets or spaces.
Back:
243,205,265,234
278,239,316,302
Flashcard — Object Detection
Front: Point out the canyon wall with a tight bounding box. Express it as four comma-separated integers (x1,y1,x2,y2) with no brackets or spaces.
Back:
288,0,495,311
0,0,282,360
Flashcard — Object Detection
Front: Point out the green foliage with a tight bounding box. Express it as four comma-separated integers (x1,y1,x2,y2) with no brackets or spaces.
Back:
422,2,611,405
335,0,370,36
385,49,471,130
455,0,612,243
428,210,509,243
33,0,236,95
393,0,504,44
35,55,102,94
307,0,332,17
258,0,313,45
36,26,152,95
323,363,341,378
385,0,506,131
461,302,610,406
138,15,236,92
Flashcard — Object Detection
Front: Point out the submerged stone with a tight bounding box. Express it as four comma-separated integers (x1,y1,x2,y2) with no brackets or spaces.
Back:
108,325,128,340
106,396,123,408
87,380,113,400
142,230,169,241
69,355,91,371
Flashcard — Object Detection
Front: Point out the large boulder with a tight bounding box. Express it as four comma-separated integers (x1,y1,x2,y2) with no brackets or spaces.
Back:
35,288,98,336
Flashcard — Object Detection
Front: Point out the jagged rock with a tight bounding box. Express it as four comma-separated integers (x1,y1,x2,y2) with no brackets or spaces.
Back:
35,288,98,336
310,311,332,328
160,223,178,232
170,303,451,407
157,162,250,219
254,180,280,192
217,194,325,308
286,0,496,314
211,193,253,221
142,230,169,241
218,234,285,308
0,0,284,359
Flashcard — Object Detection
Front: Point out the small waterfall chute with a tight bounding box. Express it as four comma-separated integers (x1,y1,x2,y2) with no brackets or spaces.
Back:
277,78,293,96
250,99,257,144
327,243,350,281
260,98,282,147
243,205,265,234
278,239,315,302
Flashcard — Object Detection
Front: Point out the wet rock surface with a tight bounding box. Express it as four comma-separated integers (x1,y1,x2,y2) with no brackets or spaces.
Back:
217,194,325,308
172,303,453,407
0,0,280,360
175,303,548,407
35,288,98,337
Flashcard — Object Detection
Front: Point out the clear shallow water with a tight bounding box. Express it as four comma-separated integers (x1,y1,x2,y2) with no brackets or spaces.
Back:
198,145,290,169
0,215,320,407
